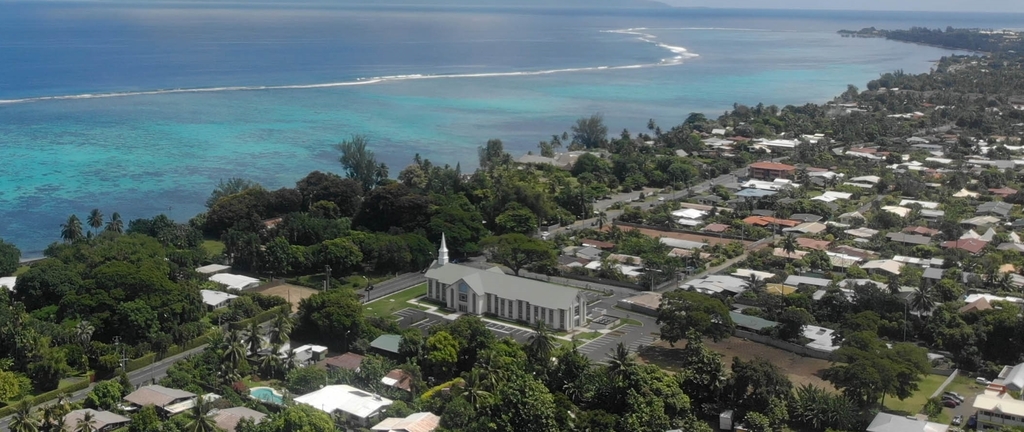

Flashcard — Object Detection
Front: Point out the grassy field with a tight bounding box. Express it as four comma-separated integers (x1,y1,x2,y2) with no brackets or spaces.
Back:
203,240,226,256
883,374,947,416
14,265,30,276
364,283,428,318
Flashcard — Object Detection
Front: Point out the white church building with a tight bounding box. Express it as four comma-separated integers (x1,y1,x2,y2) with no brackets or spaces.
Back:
424,234,588,331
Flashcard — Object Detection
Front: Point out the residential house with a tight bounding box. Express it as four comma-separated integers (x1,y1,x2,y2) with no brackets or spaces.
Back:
371,412,441,432
425,235,588,330
682,275,749,296
886,232,932,246
773,248,807,260
903,226,940,237
830,245,875,260
324,353,365,372
574,246,603,261
694,195,724,206
209,273,261,291
123,385,196,416
782,222,827,235
846,227,879,239
866,412,949,432
789,213,823,223
742,216,799,228
923,268,945,281
747,161,796,180
729,312,778,333
796,237,831,250
973,386,1024,431
882,206,912,217
990,187,1019,198
291,344,328,366
295,385,393,427
63,410,131,432
579,239,615,250
837,211,865,224
200,290,238,311
210,407,267,432
381,369,414,392
899,199,940,210
962,215,1002,227
941,238,989,255
784,275,832,288
195,264,231,275
0,277,16,291
959,297,993,314
849,175,881,184
978,201,1014,219
997,362,1024,392
861,260,904,276
703,223,729,234
735,188,777,198
370,335,402,358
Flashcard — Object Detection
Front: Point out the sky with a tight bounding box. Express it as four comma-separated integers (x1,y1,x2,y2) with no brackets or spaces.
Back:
660,0,1024,13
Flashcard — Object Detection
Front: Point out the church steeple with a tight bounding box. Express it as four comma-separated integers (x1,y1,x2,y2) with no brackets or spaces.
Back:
438,233,449,266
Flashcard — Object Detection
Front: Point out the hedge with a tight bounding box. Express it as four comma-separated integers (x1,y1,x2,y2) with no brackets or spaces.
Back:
0,379,92,417
123,329,219,374
228,305,289,331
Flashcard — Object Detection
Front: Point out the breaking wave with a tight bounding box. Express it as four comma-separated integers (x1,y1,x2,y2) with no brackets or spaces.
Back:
0,28,699,105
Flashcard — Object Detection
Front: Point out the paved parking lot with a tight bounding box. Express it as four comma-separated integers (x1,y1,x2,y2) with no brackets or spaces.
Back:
577,324,659,363
578,333,621,361
393,308,534,342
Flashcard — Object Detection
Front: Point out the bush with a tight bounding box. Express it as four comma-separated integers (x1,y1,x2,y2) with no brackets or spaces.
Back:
228,305,289,331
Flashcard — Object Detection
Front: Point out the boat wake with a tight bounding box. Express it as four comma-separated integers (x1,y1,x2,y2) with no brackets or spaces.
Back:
0,28,699,105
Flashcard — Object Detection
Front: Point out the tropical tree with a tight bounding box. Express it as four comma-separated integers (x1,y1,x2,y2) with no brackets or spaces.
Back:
86,209,104,235
104,212,124,234
40,403,67,432
781,233,798,255
910,282,937,316
457,369,493,408
887,274,903,297
74,411,96,432
221,331,247,370
9,400,40,432
244,321,263,358
745,275,768,295
74,321,95,347
597,211,608,229
337,134,387,192
259,350,284,380
269,312,292,346
605,342,635,380
185,396,219,432
526,321,556,365
60,215,84,244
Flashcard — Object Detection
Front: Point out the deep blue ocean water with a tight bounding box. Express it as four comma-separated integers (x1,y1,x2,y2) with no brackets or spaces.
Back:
0,3,1020,256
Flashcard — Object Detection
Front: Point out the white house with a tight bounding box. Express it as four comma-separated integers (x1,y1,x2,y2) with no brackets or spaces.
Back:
209,273,261,291
200,290,238,310
0,277,15,291
424,235,588,330
295,385,392,427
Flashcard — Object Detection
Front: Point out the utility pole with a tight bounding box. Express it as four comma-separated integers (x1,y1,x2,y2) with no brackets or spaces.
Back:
323,265,331,291
114,336,127,376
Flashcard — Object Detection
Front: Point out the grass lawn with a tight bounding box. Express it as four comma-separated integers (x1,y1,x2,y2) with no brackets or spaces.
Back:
14,265,30,276
292,273,391,291
944,374,987,397
883,374,947,416
364,283,428,318
611,317,644,330
574,331,602,341
203,240,226,256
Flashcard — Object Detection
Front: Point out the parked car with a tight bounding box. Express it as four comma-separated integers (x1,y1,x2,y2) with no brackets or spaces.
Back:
952,415,963,426
942,395,960,404
968,414,977,428
977,377,992,385
942,399,959,408
945,392,966,403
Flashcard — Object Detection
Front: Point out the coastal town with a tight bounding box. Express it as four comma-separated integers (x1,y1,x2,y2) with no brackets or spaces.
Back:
4,26,1024,432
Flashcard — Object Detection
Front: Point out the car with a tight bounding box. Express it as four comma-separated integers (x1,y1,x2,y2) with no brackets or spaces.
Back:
942,395,959,403
952,415,963,426
658,197,665,201
944,391,966,403
942,399,959,408
977,377,992,385
967,415,977,428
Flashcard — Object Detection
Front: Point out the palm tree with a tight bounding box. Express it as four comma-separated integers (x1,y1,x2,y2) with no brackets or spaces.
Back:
745,275,768,295
458,369,493,408
86,209,104,236
909,283,937,316
605,342,635,380
597,211,608,229
244,321,263,358
887,274,903,297
221,331,246,370
259,350,283,380
104,212,124,234
74,320,95,347
10,400,40,432
781,233,798,256
476,350,508,389
185,397,218,432
269,313,292,346
74,411,96,432
40,404,64,432
527,321,556,364
60,215,84,243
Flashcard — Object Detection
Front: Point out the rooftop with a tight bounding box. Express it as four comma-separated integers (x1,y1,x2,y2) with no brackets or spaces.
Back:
974,388,1024,418
63,409,131,432
295,385,393,419
370,335,402,355
866,412,949,432
211,407,266,432
749,161,796,171
370,412,441,432
729,311,778,331
123,385,196,408
425,263,584,308
325,353,365,371
200,289,239,307
209,273,261,291
195,264,231,274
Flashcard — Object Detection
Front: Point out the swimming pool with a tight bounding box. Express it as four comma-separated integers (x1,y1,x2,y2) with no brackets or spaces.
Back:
250,387,284,405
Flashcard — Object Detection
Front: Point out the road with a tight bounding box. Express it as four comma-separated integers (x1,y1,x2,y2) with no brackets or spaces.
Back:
0,345,209,432
362,272,426,304
546,164,751,237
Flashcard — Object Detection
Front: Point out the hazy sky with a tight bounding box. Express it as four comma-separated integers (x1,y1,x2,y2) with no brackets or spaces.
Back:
660,0,1024,13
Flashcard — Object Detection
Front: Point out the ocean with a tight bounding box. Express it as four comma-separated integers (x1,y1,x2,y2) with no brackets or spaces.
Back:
0,2,1018,256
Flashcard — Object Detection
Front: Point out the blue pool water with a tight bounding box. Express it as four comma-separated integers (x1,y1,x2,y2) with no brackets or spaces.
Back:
249,387,284,404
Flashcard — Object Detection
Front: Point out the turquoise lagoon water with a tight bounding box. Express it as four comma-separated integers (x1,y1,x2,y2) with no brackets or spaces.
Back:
0,4,1011,255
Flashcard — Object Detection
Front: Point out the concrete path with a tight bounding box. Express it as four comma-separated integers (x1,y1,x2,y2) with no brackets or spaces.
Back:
930,369,961,399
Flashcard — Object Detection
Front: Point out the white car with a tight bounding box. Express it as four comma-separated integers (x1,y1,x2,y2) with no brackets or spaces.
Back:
977,377,991,385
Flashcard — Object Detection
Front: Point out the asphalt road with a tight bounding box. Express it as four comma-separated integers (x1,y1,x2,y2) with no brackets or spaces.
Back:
0,344,209,432
578,295,660,363
361,272,426,304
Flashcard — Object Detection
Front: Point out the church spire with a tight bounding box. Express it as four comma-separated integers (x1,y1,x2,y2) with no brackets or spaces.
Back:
438,233,449,266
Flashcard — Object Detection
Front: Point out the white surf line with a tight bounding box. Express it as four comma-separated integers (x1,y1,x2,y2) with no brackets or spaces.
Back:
0,28,699,106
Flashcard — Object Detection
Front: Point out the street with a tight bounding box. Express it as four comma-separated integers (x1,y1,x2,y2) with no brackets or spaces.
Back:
362,272,426,303
0,345,209,432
